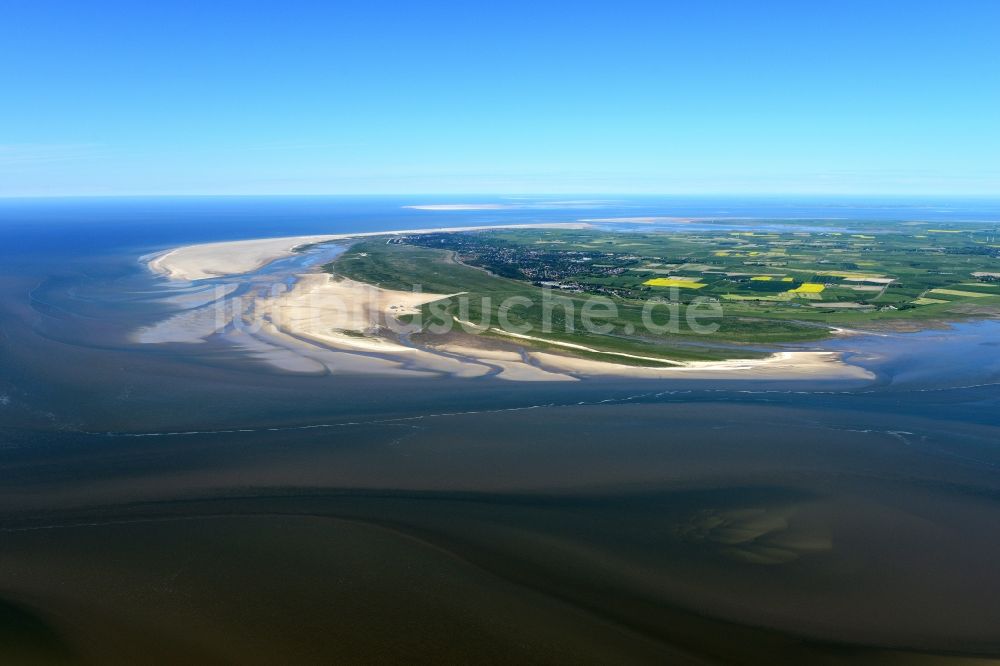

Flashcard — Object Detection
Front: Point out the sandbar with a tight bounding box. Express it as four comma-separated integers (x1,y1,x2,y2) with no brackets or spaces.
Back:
148,223,589,281
141,225,875,382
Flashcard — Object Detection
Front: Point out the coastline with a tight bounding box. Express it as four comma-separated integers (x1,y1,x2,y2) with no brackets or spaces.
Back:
143,226,875,382
146,223,590,281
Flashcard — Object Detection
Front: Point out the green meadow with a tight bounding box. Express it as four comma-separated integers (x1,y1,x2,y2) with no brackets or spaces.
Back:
329,220,1000,362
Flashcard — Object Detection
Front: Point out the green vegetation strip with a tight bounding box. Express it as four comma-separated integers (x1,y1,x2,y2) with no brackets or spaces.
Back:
327,222,1000,361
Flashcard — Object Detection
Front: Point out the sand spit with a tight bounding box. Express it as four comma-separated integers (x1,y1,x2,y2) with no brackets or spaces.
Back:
527,350,874,380
263,274,493,378
139,226,875,382
254,275,872,381
147,223,590,281
257,275,574,380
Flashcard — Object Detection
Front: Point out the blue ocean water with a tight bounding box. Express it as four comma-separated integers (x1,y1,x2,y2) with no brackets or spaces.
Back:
3,194,1000,259
1,196,1000,661
2,194,999,393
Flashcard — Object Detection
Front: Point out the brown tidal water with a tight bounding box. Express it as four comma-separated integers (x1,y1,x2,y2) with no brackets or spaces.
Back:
3,400,1000,664
2,197,1000,664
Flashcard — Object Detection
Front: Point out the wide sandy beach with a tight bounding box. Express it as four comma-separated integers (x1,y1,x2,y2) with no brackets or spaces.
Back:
144,225,875,382
147,223,589,281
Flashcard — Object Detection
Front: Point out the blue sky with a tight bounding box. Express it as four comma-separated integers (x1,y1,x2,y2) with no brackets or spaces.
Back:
2,0,998,196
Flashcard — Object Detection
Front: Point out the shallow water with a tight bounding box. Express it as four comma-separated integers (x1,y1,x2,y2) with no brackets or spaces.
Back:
1,196,999,664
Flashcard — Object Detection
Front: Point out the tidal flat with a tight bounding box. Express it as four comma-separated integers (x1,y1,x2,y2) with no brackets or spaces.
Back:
2,197,1000,664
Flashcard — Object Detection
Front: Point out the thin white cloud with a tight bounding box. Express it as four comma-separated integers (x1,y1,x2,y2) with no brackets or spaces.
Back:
0,143,105,166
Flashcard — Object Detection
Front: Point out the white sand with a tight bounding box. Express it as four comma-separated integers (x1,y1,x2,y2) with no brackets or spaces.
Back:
527,350,874,380
262,274,492,378
141,225,875,382
147,235,335,281
432,344,577,382
253,274,872,380
492,329,685,366
148,223,589,281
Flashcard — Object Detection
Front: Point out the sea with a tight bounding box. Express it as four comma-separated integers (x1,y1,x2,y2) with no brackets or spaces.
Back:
0,195,998,664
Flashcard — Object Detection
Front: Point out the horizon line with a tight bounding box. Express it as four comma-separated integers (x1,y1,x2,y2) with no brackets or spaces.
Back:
3,192,1000,201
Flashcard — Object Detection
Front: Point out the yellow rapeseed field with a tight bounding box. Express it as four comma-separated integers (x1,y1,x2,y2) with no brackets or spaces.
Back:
788,283,825,294
643,278,707,289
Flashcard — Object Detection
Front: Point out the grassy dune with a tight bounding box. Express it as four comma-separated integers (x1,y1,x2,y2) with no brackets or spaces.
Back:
328,221,1000,360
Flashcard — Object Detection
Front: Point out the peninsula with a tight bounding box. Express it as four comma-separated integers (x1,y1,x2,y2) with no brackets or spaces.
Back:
145,219,1000,382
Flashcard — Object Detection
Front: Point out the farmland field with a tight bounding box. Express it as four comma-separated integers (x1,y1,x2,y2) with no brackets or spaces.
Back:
330,219,1000,362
